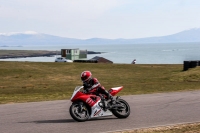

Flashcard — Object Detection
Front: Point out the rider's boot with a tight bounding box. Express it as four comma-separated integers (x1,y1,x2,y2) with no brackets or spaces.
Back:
100,89,115,110
105,92,115,109
108,94,115,105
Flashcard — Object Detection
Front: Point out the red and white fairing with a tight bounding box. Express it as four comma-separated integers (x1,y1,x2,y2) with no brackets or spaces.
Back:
70,86,123,118
109,86,123,96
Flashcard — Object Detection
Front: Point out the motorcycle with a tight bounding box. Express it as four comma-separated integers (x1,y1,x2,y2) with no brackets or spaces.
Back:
69,86,130,122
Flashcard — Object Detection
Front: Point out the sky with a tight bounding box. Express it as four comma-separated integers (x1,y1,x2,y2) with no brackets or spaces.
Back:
0,0,200,39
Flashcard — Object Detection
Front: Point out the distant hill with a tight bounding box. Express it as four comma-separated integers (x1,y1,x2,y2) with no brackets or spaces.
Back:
0,32,83,46
0,28,200,46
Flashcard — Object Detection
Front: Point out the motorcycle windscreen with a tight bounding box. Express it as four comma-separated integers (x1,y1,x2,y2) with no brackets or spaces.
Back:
71,91,84,102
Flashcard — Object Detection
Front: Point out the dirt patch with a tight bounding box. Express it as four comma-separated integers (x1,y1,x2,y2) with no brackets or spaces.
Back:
113,123,200,133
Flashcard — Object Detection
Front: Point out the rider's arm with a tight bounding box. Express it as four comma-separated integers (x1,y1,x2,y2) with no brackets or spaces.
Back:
87,78,100,91
83,83,88,92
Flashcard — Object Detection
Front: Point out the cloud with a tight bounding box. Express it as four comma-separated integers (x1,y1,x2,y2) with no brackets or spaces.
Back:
1,0,200,39
0,0,121,20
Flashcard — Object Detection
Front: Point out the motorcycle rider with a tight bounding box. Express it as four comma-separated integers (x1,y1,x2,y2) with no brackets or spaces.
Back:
81,71,115,107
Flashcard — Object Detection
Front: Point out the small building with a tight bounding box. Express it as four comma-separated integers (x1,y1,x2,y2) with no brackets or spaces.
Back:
61,48,87,60
90,56,113,63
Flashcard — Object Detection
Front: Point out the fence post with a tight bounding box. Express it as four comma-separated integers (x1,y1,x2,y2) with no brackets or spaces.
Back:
183,61,190,71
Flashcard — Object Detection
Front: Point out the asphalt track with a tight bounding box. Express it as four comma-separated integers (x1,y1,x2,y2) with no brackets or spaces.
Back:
1,90,200,133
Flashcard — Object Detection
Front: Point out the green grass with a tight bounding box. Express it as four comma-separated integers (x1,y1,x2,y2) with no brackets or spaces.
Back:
0,61,200,104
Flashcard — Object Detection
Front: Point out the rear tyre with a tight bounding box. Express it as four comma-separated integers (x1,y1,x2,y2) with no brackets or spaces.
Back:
69,102,89,122
112,99,130,118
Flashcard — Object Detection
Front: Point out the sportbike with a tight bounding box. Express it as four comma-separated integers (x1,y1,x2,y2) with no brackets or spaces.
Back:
69,86,130,122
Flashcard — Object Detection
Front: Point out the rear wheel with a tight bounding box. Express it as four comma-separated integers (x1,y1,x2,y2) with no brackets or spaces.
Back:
69,102,89,122
112,99,130,118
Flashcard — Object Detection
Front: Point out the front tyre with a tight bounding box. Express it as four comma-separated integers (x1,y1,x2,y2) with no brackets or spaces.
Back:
69,102,89,122
112,99,130,118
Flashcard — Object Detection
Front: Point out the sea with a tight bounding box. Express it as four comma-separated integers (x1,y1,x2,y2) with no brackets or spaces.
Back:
0,42,200,64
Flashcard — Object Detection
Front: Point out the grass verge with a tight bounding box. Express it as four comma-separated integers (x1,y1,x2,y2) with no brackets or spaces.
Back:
1,61,200,104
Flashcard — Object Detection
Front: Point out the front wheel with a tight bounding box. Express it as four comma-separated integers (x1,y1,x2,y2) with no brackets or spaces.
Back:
69,102,90,122
111,99,130,118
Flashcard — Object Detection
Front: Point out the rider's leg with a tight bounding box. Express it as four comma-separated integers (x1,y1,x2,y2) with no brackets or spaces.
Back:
97,87,114,104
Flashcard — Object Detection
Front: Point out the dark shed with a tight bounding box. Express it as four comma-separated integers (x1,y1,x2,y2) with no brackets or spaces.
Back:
90,56,113,63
